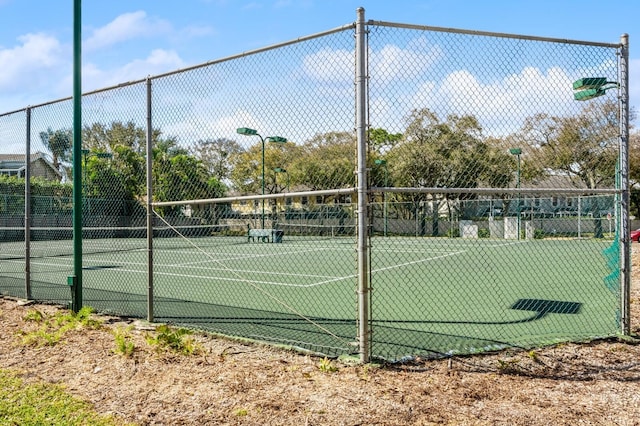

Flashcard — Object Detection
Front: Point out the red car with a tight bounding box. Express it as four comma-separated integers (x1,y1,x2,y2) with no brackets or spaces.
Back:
631,229,640,243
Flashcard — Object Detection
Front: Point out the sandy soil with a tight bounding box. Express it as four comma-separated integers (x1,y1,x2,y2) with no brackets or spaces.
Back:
1,249,640,425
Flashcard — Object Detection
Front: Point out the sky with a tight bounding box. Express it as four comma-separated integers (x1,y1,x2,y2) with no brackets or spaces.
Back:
0,0,638,130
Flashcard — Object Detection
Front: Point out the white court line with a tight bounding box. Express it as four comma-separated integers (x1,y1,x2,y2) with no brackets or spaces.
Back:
158,262,345,281
164,245,345,267
100,267,356,288
17,240,526,289
370,240,525,274
371,250,466,274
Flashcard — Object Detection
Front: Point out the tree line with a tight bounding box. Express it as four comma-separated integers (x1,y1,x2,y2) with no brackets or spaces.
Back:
29,98,640,221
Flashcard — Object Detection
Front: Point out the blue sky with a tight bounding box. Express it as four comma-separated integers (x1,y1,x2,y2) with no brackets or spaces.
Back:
0,0,638,118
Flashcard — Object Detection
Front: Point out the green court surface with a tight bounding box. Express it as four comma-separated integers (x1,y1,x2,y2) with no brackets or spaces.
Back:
0,235,620,360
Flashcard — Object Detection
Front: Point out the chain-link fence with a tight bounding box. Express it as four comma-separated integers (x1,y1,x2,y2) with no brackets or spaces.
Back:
0,9,630,362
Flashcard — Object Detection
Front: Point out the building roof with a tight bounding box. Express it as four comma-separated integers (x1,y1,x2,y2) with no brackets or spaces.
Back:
0,152,61,178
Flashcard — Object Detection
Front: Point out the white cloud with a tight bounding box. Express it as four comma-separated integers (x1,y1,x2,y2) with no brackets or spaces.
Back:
303,38,442,85
84,11,172,51
371,39,443,84
0,33,64,91
302,47,352,81
93,49,184,87
160,108,259,145
54,49,185,95
411,66,575,136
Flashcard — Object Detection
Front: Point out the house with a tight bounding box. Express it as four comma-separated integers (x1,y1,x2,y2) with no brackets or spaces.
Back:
0,152,62,181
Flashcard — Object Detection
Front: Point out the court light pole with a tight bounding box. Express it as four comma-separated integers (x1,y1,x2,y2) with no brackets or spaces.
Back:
236,127,287,229
374,159,388,237
510,148,522,240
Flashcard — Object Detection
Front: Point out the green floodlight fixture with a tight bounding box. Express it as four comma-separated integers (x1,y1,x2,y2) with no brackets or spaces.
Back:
572,77,619,101
236,127,258,136
268,136,288,143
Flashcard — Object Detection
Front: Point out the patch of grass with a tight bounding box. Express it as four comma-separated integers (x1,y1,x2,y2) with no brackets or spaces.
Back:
145,324,201,355
318,357,338,373
234,408,249,417
112,326,136,358
19,306,102,347
0,369,127,426
23,309,45,323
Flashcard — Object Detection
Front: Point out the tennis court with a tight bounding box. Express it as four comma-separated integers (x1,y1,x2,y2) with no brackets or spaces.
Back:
1,230,619,360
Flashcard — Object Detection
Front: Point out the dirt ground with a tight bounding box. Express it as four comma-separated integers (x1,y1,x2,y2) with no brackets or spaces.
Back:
2,249,640,425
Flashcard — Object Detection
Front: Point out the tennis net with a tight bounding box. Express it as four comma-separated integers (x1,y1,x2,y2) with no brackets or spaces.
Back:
275,222,356,241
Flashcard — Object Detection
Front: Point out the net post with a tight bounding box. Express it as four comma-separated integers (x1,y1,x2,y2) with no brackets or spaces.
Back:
355,7,371,363
146,76,154,322
619,33,630,335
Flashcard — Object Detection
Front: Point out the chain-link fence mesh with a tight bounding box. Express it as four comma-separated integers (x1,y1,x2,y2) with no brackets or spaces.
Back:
0,110,27,300
0,12,628,361
367,22,623,360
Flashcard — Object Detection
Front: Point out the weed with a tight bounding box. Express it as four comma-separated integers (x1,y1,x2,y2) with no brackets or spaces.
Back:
23,309,44,323
19,306,102,347
234,408,248,417
318,357,338,373
112,326,136,357
145,324,201,355
496,358,521,373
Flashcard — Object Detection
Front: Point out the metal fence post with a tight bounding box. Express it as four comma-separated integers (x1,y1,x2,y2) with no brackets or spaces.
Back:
146,76,154,322
619,33,630,335
72,0,83,313
355,7,371,363
24,107,31,300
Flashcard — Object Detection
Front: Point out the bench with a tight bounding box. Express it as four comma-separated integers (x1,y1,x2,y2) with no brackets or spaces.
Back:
248,228,273,243
247,226,284,243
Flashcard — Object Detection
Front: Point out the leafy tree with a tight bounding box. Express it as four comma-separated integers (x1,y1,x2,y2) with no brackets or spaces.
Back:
290,131,356,195
387,109,511,231
39,128,72,171
81,121,151,201
82,121,151,154
522,101,619,190
368,127,402,154
191,138,244,182
518,100,629,237
229,139,299,195
153,139,226,220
